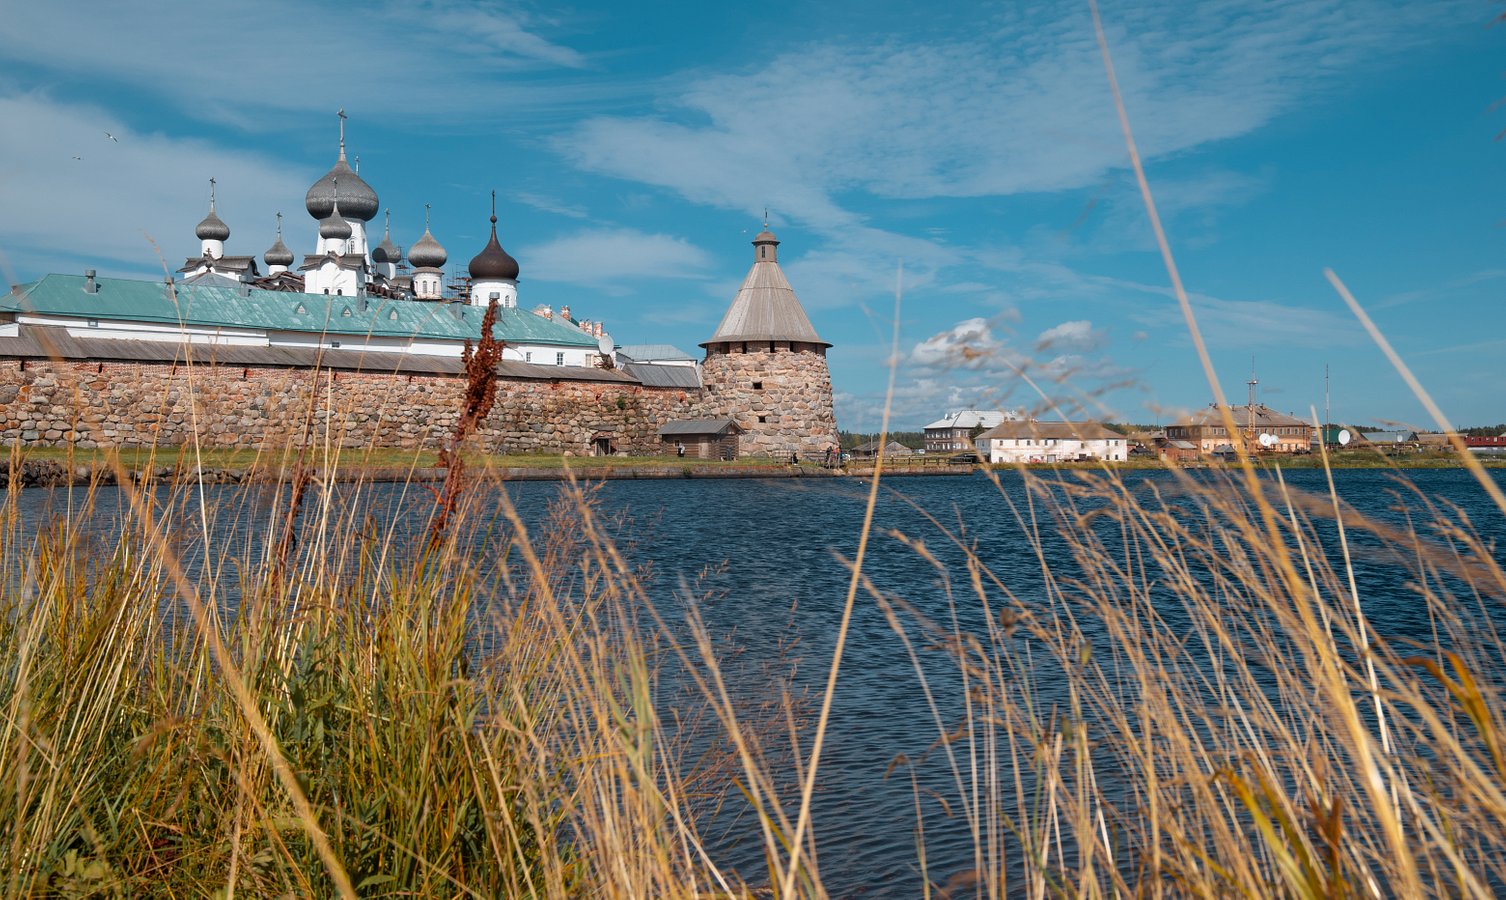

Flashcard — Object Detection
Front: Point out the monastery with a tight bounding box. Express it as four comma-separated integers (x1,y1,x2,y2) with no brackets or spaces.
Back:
0,116,838,459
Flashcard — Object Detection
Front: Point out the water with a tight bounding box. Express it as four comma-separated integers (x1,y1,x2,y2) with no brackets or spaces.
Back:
11,467,1506,895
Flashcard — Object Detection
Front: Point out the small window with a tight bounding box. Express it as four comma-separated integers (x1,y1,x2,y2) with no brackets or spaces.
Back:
757,415,767,424
330,341,341,348
388,309,399,320
525,351,532,362
752,381,763,390
556,352,565,366
341,306,352,317
490,292,500,301
296,303,307,314
87,319,99,327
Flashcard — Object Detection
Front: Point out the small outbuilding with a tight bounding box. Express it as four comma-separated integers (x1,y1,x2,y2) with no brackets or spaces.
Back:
659,418,743,460
850,439,915,461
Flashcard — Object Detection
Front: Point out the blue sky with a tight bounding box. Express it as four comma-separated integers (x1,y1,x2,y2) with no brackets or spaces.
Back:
1,0,1501,431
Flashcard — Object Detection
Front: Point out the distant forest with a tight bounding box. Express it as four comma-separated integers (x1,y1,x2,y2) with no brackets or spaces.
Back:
839,431,927,450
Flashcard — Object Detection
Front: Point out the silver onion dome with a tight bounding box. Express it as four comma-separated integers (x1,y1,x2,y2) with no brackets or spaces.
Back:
319,202,353,241
264,236,294,267
196,208,230,241
305,155,378,222
408,227,446,269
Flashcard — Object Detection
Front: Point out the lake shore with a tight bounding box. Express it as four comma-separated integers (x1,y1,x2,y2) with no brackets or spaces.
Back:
3,446,1499,487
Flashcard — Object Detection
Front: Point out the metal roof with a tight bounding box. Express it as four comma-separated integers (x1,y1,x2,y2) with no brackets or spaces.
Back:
3,273,599,348
975,421,1124,442
622,362,701,389
658,418,741,437
0,322,639,381
923,410,1017,431
701,250,828,348
1171,404,1311,429
616,343,698,362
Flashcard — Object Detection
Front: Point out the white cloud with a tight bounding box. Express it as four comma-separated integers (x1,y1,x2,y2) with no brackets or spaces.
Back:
562,2,1453,232
523,228,713,291
0,92,310,281
0,0,596,126
1035,320,1104,352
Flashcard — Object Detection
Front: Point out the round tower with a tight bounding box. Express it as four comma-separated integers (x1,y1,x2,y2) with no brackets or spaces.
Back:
699,225,837,458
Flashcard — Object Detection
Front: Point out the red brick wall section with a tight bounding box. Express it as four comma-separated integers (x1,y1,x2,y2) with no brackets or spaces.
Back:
0,359,702,454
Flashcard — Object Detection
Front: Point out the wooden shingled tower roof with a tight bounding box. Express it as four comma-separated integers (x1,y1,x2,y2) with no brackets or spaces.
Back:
701,227,829,348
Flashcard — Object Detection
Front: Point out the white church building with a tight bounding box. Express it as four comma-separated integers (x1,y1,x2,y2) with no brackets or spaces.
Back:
2,113,612,371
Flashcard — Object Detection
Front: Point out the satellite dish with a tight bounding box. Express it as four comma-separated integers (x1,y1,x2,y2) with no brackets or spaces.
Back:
597,334,615,355
1258,432,1276,448
1337,429,1351,446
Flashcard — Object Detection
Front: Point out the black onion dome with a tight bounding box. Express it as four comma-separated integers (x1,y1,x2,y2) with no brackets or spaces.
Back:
372,233,402,264
319,203,353,241
264,236,294,267
408,227,446,268
305,155,379,222
196,209,230,241
468,216,519,280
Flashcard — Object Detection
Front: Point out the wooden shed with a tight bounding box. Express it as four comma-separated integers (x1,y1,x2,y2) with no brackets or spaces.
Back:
659,418,743,460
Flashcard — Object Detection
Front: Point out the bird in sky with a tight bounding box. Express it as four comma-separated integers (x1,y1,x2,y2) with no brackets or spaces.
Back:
72,156,82,160
104,131,118,142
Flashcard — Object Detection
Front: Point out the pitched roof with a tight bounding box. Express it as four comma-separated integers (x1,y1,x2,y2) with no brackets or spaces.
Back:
622,362,701,389
975,421,1124,442
701,248,828,348
658,418,741,437
4,273,599,348
616,343,697,363
1171,403,1311,429
923,410,1017,431
0,322,637,381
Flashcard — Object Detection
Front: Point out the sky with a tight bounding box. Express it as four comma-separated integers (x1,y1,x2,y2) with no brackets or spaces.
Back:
1,0,1502,431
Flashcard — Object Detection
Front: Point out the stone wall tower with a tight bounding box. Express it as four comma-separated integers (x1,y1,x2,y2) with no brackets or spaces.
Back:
700,227,838,457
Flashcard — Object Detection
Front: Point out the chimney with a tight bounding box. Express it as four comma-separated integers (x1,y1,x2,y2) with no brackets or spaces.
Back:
543,305,553,320
560,305,571,322
594,322,603,338
84,268,98,294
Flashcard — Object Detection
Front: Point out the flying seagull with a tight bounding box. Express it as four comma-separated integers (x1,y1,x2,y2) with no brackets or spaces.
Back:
104,131,118,142
72,155,82,160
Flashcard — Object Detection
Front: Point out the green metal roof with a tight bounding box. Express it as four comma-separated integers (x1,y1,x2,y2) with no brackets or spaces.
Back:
2,274,599,348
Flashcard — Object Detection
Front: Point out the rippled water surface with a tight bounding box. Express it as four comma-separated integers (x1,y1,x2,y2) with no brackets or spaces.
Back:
14,467,1506,896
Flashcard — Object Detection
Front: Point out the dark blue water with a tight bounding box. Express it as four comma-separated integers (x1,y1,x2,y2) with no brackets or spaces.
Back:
12,467,1506,895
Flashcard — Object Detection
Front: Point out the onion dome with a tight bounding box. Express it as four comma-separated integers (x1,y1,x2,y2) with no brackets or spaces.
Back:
468,211,520,281
264,212,294,266
372,209,401,263
264,235,294,266
408,204,447,268
319,201,352,241
306,157,378,222
195,178,231,240
304,111,378,221
196,208,230,241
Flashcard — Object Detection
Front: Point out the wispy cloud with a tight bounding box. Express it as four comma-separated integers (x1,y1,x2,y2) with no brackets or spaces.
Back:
523,227,713,292
0,0,601,127
0,92,309,280
563,1,1452,230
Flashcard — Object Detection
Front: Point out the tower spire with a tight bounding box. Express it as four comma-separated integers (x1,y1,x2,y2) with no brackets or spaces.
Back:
275,210,283,239
337,107,347,160
208,176,217,211
425,202,431,231
490,189,497,225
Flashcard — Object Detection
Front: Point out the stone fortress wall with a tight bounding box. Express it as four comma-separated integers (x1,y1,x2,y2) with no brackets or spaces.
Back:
0,359,704,455
700,343,838,458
